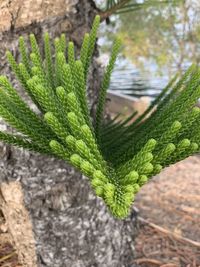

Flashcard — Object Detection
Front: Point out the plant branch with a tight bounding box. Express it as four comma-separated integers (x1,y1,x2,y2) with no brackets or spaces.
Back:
99,0,131,21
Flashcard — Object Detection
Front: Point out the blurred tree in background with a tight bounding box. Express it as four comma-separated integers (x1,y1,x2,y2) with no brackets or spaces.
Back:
117,0,200,76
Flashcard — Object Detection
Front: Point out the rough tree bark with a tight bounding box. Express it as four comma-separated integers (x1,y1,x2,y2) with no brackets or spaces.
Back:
0,1,137,266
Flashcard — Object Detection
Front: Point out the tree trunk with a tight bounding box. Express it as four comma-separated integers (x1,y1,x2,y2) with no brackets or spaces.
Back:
0,1,137,266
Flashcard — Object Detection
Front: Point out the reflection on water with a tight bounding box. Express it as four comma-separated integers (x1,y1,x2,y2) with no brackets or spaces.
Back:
110,57,169,99
98,0,200,99
99,41,172,99
98,34,172,99
109,56,191,99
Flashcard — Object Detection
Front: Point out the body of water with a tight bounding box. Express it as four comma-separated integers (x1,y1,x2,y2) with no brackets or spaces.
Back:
98,1,199,100
99,49,187,100
109,57,169,99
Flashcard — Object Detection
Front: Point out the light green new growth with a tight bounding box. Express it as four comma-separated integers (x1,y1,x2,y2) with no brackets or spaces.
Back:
0,15,200,219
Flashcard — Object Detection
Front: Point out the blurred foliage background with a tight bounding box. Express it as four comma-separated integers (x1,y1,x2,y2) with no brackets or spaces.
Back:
96,0,200,97
117,0,200,76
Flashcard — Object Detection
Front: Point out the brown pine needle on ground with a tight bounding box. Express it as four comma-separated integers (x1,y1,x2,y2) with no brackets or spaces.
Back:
134,156,200,267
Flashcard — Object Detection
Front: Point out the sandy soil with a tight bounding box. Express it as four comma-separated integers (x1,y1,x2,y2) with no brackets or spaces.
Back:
134,156,200,267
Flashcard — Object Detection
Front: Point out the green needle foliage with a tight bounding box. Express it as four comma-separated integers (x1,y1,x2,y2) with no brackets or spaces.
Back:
0,15,200,219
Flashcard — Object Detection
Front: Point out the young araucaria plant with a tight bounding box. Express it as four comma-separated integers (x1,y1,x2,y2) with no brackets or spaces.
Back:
0,16,200,218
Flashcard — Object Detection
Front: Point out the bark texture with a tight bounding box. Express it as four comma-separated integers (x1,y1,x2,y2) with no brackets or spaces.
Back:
0,181,38,267
0,1,137,266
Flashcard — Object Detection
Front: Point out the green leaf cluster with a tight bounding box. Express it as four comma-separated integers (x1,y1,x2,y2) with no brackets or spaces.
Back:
0,16,200,218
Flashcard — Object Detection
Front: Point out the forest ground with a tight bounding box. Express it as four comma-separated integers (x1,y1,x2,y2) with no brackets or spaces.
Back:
134,156,200,267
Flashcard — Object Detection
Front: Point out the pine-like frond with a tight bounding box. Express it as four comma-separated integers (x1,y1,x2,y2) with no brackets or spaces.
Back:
0,16,200,219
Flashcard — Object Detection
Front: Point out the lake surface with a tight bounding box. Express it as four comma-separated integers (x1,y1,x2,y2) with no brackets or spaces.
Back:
107,56,191,100
109,57,168,99
99,43,191,100
98,20,170,100
98,1,199,100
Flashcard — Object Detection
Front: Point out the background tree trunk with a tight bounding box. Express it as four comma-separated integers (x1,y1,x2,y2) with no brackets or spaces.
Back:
0,1,137,266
